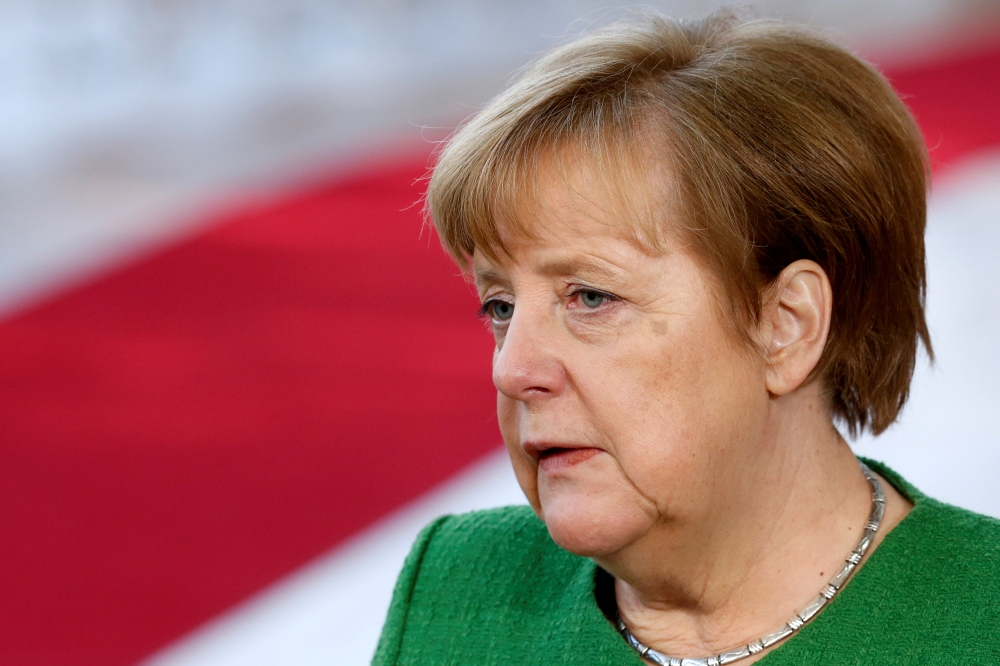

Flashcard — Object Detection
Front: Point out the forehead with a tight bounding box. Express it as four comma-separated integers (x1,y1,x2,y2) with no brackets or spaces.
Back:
472,148,682,292
482,141,678,265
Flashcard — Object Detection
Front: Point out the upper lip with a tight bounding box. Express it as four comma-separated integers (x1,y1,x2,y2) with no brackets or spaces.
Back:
522,441,595,460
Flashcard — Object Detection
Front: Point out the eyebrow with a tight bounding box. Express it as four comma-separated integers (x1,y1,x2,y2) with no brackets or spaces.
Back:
473,268,511,290
473,257,625,290
536,258,622,283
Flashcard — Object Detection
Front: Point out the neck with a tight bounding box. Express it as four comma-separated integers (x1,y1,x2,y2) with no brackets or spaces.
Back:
604,385,900,658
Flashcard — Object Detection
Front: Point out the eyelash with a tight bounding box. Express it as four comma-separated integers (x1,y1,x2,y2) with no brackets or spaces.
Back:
477,288,620,319
477,300,500,318
568,286,620,307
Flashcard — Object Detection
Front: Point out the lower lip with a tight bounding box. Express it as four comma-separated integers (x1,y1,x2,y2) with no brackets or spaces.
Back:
538,447,601,473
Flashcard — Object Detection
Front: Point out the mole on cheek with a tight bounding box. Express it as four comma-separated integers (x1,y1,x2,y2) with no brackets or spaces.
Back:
650,319,669,336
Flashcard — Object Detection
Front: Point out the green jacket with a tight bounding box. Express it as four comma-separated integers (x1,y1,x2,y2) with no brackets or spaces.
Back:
374,460,1000,664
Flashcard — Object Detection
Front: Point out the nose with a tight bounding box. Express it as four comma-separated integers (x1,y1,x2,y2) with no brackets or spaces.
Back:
492,303,567,401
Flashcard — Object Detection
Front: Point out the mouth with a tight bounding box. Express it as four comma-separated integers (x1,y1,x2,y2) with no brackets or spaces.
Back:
527,444,603,473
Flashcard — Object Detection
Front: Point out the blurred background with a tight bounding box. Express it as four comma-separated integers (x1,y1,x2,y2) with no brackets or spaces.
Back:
0,1,998,664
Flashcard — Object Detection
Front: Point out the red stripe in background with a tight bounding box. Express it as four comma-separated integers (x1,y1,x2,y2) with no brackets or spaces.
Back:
884,41,1000,171
0,41,997,666
0,161,498,664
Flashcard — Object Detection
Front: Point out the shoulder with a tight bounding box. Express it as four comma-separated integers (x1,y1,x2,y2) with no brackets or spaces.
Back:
413,505,585,598
899,495,1000,582
875,457,1000,572
372,506,616,665
847,467,1000,657
866,457,1000,573
425,504,550,553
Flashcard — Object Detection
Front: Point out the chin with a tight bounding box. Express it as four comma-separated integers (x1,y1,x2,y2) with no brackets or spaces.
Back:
539,494,653,558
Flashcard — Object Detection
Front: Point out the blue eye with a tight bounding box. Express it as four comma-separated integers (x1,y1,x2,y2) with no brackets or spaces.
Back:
484,300,514,321
579,290,607,308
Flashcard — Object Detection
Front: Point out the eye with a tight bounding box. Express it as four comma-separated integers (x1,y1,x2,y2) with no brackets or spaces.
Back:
481,299,514,322
579,289,608,309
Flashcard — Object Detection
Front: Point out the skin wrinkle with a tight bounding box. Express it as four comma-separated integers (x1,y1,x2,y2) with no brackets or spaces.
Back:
484,149,772,556
472,146,911,662
478,240,680,531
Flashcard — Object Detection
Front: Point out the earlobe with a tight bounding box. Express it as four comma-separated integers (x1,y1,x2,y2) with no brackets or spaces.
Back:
764,260,832,396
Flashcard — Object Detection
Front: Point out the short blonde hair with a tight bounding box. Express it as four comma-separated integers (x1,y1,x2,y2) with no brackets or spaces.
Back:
426,10,931,436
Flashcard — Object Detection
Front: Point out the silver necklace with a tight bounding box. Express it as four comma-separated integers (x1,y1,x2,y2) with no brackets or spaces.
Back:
617,462,885,666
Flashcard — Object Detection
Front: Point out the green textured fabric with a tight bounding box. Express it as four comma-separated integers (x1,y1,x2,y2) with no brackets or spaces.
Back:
373,459,1000,664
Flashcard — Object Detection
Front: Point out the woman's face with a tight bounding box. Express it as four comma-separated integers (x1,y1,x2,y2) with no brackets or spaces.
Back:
473,154,773,558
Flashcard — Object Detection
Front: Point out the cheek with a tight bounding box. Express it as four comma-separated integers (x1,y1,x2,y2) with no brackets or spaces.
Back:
592,304,767,512
497,394,541,512
538,452,659,557
646,366,766,516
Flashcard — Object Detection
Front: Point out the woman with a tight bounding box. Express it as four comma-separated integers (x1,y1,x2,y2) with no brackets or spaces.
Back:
375,11,1000,665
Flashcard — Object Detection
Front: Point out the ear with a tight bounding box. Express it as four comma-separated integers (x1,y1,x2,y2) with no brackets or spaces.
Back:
762,259,833,396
